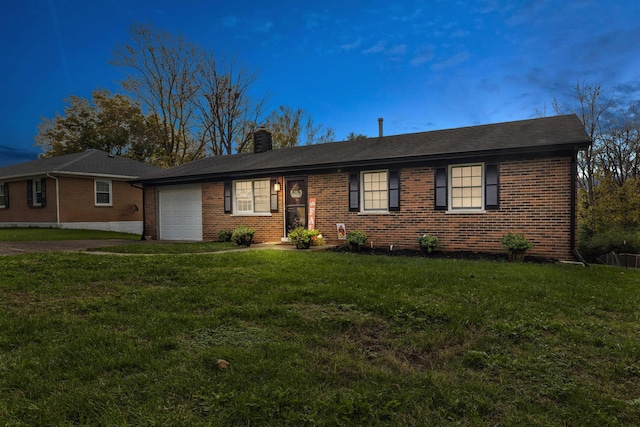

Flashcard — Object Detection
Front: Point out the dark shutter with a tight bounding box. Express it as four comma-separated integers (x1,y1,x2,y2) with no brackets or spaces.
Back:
27,179,33,207
434,167,447,210
349,173,359,211
388,170,400,211
3,183,8,208
485,163,499,210
224,182,232,213
270,178,278,212
40,178,46,208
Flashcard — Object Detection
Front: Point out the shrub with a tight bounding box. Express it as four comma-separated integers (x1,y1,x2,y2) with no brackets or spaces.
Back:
231,226,256,247
578,228,640,261
312,233,325,246
501,233,532,261
346,230,368,251
418,234,440,253
217,229,232,242
288,227,320,249
501,233,533,253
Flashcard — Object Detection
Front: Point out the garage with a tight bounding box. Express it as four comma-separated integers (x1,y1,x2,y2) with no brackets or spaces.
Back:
157,185,202,240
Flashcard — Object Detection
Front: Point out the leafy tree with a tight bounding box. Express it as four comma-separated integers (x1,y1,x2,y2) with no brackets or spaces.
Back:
552,81,614,205
36,95,98,157
35,90,160,163
346,132,367,140
263,105,335,149
550,80,640,252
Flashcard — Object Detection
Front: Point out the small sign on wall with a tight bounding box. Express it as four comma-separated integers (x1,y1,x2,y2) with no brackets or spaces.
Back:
308,198,316,230
336,223,346,240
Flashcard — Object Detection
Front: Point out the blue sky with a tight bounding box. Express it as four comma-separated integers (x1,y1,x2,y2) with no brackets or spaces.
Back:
1,0,639,167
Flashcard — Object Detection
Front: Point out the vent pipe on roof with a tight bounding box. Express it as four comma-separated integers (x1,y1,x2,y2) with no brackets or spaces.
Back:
253,128,273,153
378,118,384,137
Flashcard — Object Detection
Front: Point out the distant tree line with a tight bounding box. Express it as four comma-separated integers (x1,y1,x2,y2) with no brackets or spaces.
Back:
36,24,335,167
546,81,640,258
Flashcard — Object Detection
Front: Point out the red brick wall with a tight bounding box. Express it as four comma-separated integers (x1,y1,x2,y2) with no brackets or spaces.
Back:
201,182,284,242
142,155,577,260
143,185,157,238
0,178,57,223
308,157,575,260
0,176,144,225
58,177,143,222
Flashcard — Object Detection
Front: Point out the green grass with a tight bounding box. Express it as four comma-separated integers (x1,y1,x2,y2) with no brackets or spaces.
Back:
87,241,239,254
0,228,140,242
1,250,639,425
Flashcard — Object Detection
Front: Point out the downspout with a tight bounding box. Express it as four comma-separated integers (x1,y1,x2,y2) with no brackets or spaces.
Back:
46,173,60,228
570,150,588,266
130,183,146,240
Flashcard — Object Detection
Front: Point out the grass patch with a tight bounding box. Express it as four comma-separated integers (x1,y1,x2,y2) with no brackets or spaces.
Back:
0,228,140,242
87,241,238,254
1,251,639,425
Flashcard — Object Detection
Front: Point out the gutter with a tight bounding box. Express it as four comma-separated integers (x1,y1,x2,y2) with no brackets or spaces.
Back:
132,143,590,187
46,173,60,228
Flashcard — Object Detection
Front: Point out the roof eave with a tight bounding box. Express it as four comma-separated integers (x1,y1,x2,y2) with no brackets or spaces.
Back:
1,170,142,181
134,141,590,186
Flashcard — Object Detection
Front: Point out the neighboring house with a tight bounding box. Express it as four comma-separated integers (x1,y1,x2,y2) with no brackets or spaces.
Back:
0,150,160,234
133,115,590,261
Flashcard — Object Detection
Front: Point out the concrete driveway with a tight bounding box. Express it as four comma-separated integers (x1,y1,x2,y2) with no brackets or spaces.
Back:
0,239,144,256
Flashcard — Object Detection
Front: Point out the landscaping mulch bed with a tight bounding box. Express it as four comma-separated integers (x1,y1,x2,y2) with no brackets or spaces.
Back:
328,245,556,263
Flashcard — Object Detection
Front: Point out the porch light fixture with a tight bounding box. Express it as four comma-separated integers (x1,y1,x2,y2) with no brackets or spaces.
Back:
273,182,281,192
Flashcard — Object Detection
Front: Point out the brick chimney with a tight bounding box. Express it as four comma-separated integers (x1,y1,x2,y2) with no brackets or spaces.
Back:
253,128,273,153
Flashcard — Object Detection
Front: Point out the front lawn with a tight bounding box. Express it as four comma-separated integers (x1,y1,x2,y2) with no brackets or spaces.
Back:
0,228,140,242
1,251,638,425
87,241,238,254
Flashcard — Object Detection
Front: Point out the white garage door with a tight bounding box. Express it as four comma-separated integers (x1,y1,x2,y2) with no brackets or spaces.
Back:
158,185,203,241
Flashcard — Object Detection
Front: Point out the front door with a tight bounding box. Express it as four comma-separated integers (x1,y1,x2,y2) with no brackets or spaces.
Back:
285,177,307,234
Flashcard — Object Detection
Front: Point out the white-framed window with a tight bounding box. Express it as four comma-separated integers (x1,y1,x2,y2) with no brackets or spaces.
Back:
0,183,6,208
449,164,483,210
33,179,43,206
95,180,112,206
234,179,270,214
362,170,388,212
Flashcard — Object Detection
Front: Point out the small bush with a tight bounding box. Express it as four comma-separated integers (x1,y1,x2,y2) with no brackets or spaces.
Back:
418,234,440,253
217,229,233,242
346,230,368,251
231,226,256,247
579,228,640,261
500,233,533,254
288,227,320,249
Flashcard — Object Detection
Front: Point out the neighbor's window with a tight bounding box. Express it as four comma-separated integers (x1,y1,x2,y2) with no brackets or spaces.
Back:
362,171,388,211
450,164,483,209
33,179,43,206
95,180,112,206
0,183,6,208
234,179,270,214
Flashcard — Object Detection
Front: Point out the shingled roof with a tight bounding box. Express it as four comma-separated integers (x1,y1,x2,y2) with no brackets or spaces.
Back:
135,114,591,185
0,150,160,180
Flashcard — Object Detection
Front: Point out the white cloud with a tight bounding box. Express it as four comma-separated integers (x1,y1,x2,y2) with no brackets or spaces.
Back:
257,21,274,32
222,15,238,28
431,50,470,70
363,40,387,54
363,41,406,57
410,45,435,66
340,39,362,51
